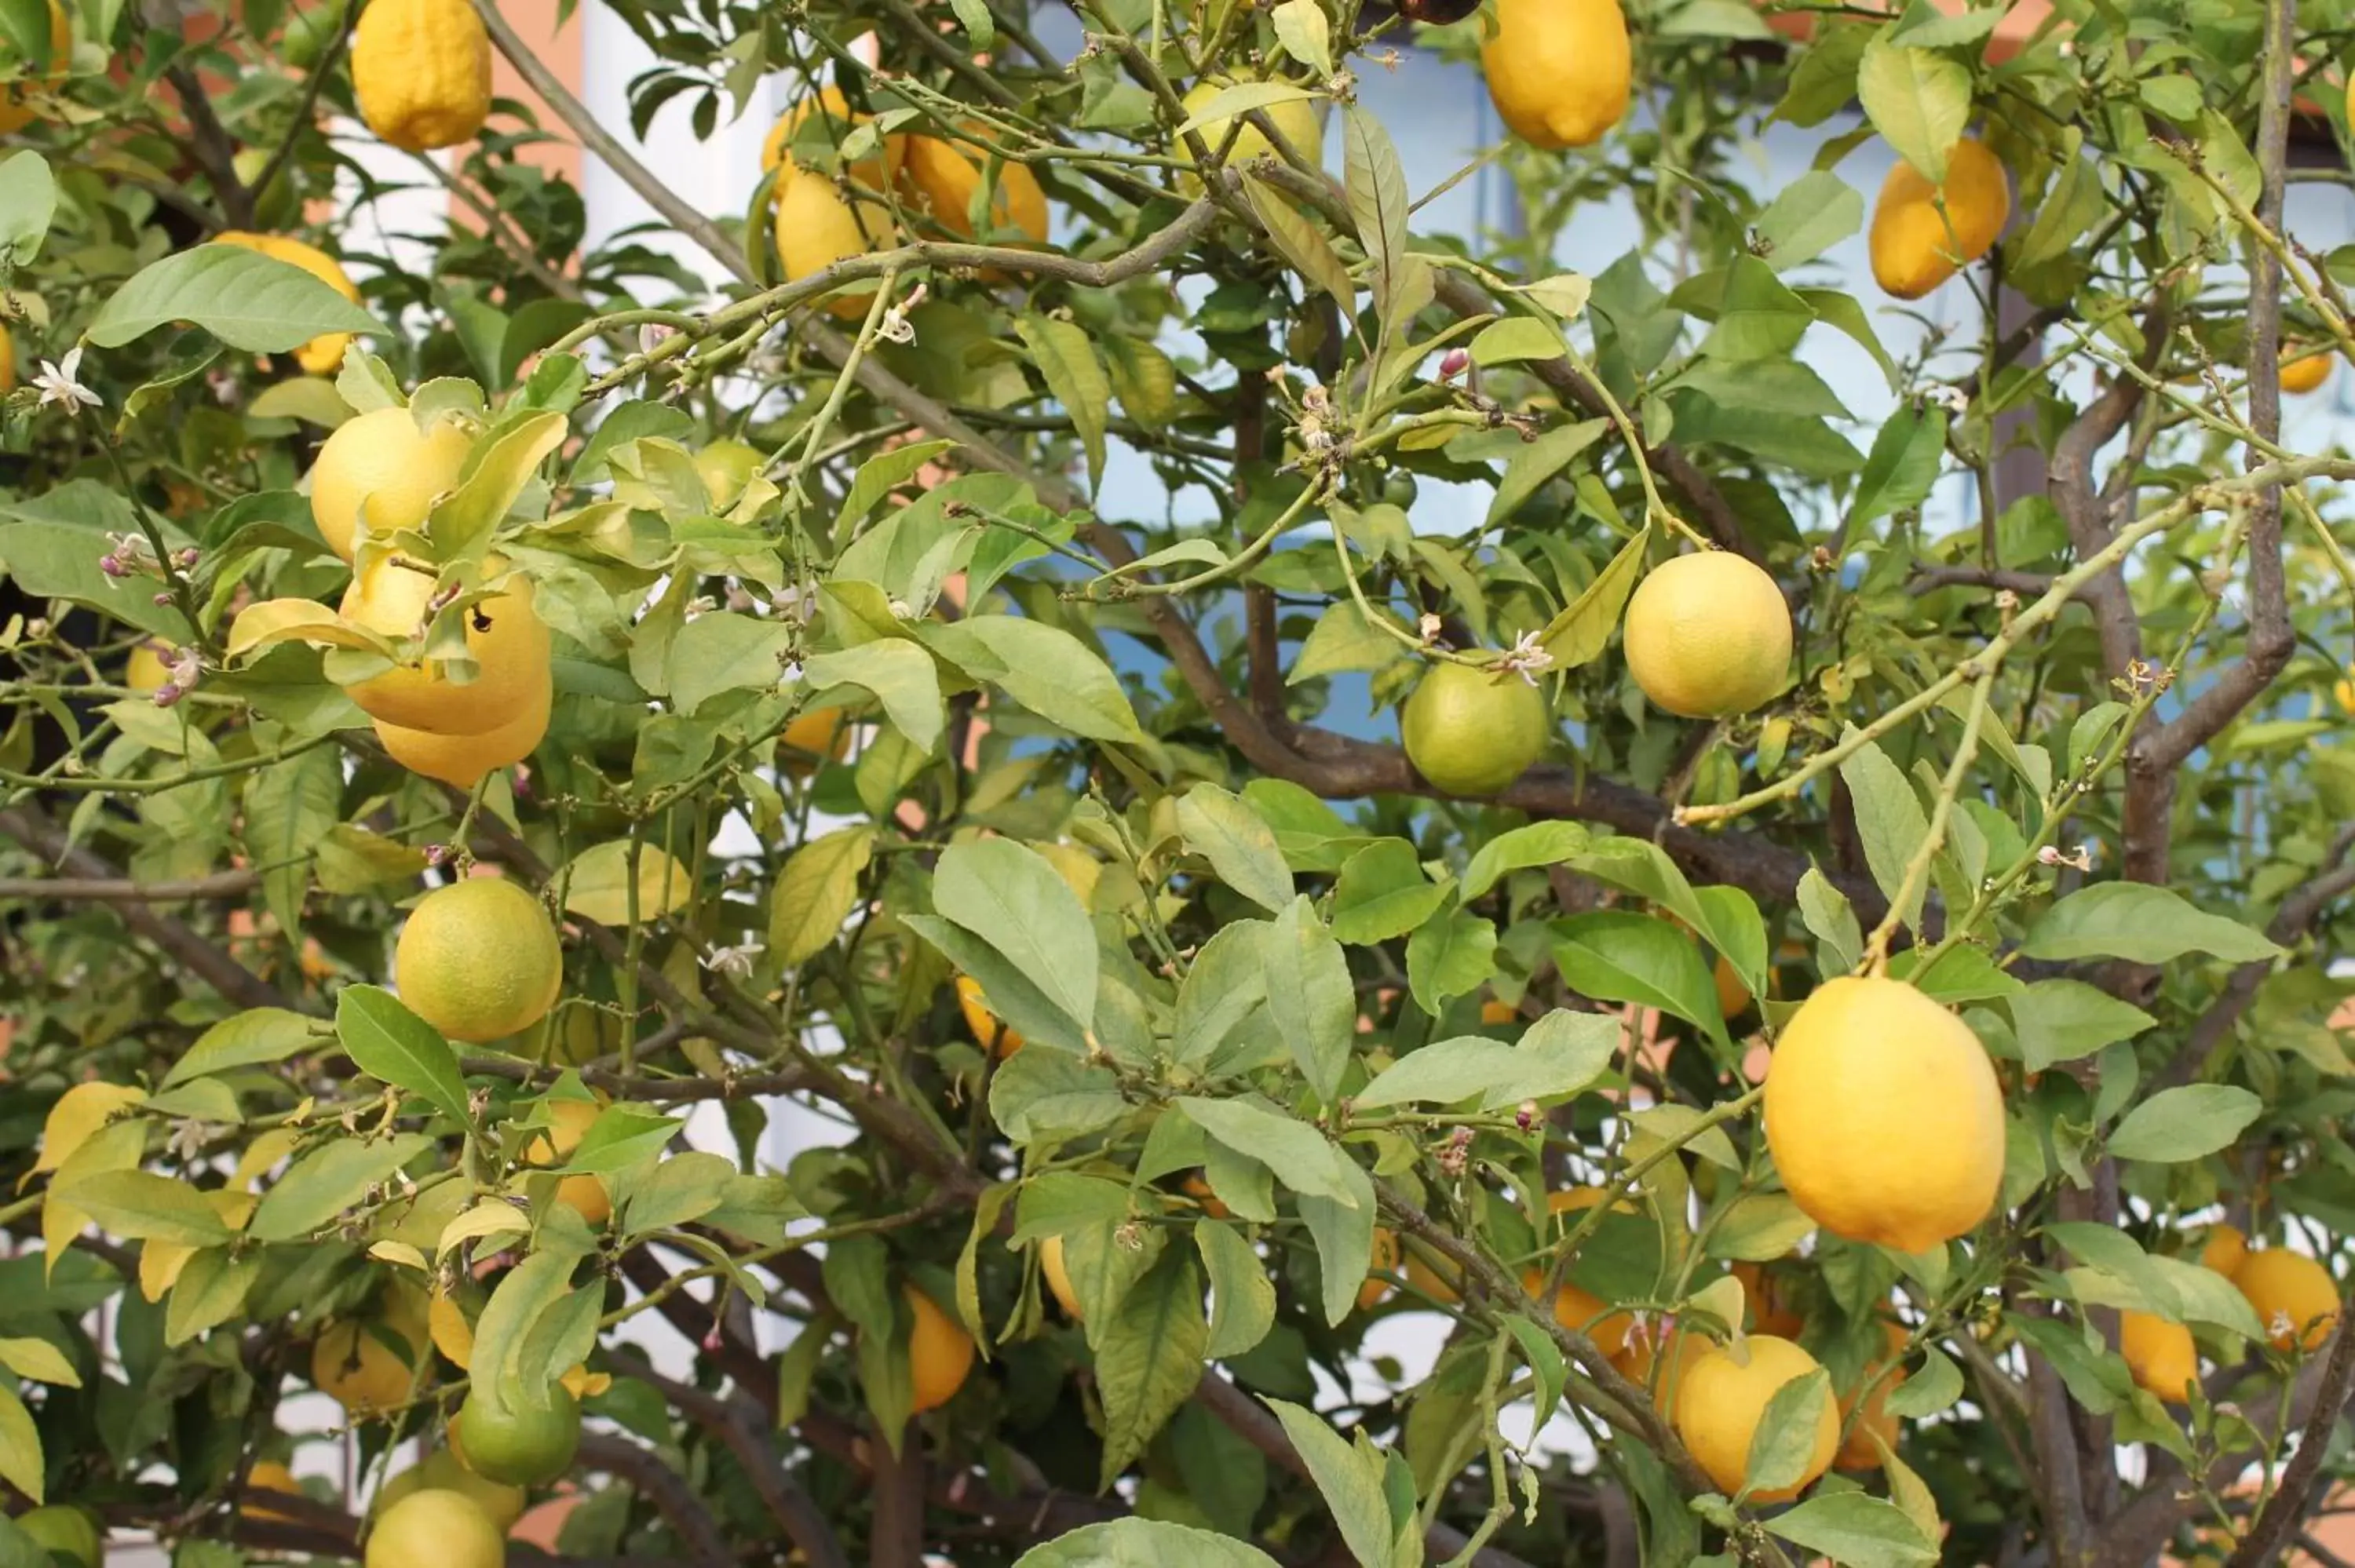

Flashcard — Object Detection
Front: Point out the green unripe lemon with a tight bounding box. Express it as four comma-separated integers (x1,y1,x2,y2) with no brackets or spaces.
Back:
453,1387,581,1487
1400,661,1550,797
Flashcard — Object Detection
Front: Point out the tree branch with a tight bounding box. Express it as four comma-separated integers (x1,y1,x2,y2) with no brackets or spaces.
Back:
0,805,299,1013
2225,1313,2355,1567
0,866,261,901
576,1431,732,1568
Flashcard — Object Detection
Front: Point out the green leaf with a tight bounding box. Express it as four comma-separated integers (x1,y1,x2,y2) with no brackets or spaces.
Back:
1762,1492,1939,1566
1406,907,1497,1016
931,614,1147,744
2007,980,2154,1074
337,986,472,1128
0,150,54,267
2145,1256,2266,1339
1470,315,1567,367
665,611,790,718
1552,912,1725,1042
910,916,1091,1059
1849,405,1948,528
2106,1085,2263,1164
1266,1398,1396,1568
561,842,692,926
801,640,944,754
470,1249,584,1413
1243,176,1354,311
1795,288,1902,395
164,1248,260,1347
1261,896,1355,1100
58,1170,233,1245
1011,1519,1280,1567
2021,884,2280,965
0,1385,41,1505
1836,736,1930,935
934,838,1098,1033
1798,867,1863,972
1488,418,1608,528
1854,37,1971,185
1173,920,1272,1068
89,242,380,352
1177,783,1294,913
1016,315,1109,492
1462,822,1591,902
1535,525,1646,666
1753,170,1861,272
1883,1344,1962,1418
1175,80,1319,140
428,410,565,563
767,825,876,968
0,483,195,639
1743,1366,1831,1498
1297,1155,1376,1327
834,439,957,536
1291,600,1406,684
243,744,340,941
248,1132,434,1241
1700,257,1816,363
1331,840,1451,945
1269,0,1332,74
163,1008,323,1087
1776,18,1872,126
539,1104,674,1179
617,1150,736,1237
1094,1249,1210,1489
1198,1220,1277,1358
1354,1010,1617,1109
1704,1194,1816,1262
1343,105,1409,309
1176,1096,1353,1204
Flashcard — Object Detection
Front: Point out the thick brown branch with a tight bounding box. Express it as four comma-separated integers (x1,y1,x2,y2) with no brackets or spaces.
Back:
576,1431,732,1568
0,806,298,1013
0,866,261,902
2225,1313,2355,1567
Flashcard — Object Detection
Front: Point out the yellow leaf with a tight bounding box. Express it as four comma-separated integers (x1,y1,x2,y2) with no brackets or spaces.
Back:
236,1127,301,1189
225,598,396,660
140,1238,196,1302
0,1337,79,1388
0,1385,42,1504
41,1118,146,1278
438,1200,531,1258
370,1241,430,1272
34,1083,144,1176
562,842,695,926
560,1366,611,1398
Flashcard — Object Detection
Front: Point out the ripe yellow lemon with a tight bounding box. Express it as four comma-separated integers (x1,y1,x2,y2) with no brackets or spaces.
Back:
905,1285,976,1413
1869,138,2011,301
126,640,171,693
1400,661,1550,797
14,1506,99,1568
2280,345,2335,396
1356,1229,1401,1312
1764,976,2005,1255
1731,1261,1806,1339
0,0,71,137
339,558,552,735
2198,1223,2248,1277
1040,1234,1083,1320
1615,1322,1710,1413
312,1296,429,1417
375,1449,525,1530
524,1098,611,1225
1623,551,1791,719
1835,1318,1908,1468
1522,1269,1630,1358
956,975,1024,1059
351,0,491,153
1178,80,1323,187
1675,1335,1838,1501
241,1460,304,1522
1481,0,1630,149
365,1488,505,1568
902,124,1050,262
774,166,893,322
762,85,903,193
376,676,550,789
215,233,363,374
780,706,852,775
395,877,563,1045
309,407,474,563
2234,1249,2340,1351
2119,1311,2197,1402
452,1388,579,1486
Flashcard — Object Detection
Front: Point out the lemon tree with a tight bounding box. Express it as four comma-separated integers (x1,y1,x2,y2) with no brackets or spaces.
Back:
2,0,2354,1563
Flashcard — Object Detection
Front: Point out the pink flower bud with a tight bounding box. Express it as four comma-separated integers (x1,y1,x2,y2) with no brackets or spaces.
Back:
1439,348,1470,380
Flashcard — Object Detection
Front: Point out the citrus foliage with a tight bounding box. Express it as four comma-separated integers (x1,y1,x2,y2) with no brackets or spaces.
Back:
0,0,2351,1563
